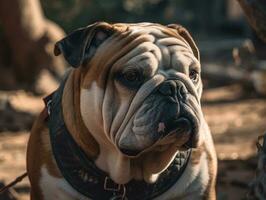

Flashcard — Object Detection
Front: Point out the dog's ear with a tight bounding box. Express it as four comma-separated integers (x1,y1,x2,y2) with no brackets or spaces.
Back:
54,22,115,68
167,24,200,62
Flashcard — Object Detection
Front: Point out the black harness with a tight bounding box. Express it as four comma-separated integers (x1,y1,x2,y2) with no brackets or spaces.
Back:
45,73,191,200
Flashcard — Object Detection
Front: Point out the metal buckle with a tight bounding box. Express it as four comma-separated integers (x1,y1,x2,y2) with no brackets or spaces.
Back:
104,177,121,192
104,177,127,200
47,99,52,115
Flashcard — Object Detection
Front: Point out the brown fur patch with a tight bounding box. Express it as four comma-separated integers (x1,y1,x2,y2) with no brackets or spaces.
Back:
191,142,217,200
203,142,217,200
62,69,99,158
81,31,142,89
190,143,205,165
190,142,217,199
27,110,62,200
27,69,101,199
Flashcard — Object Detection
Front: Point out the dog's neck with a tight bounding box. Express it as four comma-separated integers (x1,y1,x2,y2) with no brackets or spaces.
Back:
62,69,99,158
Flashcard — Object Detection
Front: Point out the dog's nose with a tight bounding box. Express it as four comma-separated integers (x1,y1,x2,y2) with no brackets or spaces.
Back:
158,80,175,96
158,80,188,100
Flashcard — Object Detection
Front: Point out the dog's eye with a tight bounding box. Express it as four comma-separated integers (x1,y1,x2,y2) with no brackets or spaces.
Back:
189,69,199,82
123,70,139,82
116,69,144,89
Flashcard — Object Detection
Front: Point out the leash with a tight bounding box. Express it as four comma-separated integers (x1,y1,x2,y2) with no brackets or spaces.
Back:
0,172,28,194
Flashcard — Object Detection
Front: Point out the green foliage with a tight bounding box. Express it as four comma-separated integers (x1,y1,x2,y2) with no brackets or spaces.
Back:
40,0,192,32
40,0,242,36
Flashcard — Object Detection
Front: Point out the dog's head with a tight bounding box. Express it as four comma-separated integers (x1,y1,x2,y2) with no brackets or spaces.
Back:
55,22,203,184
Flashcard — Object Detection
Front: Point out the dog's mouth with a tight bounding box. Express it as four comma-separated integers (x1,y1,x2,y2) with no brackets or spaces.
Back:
119,116,196,157
159,117,193,138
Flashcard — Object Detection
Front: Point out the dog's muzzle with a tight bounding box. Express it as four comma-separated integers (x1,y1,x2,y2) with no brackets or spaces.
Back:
156,79,196,144
119,79,198,157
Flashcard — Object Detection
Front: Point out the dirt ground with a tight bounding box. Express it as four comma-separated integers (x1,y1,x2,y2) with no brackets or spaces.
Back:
0,71,265,200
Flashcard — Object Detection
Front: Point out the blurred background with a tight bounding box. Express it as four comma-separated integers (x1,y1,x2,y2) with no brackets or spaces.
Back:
0,0,265,199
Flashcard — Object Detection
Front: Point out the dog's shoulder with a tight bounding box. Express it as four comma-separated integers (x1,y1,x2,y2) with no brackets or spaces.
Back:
27,109,65,199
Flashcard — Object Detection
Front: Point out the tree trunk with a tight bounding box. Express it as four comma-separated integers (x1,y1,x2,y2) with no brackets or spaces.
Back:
0,0,66,87
247,135,266,200
237,0,266,199
237,0,266,43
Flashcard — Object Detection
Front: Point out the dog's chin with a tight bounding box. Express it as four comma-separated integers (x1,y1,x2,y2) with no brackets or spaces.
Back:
115,124,194,183
126,136,190,183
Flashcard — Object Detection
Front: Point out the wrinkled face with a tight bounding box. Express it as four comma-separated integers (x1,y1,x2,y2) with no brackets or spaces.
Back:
111,36,201,156
56,22,203,183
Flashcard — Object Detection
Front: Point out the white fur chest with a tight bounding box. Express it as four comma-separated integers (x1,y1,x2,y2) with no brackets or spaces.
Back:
40,166,91,200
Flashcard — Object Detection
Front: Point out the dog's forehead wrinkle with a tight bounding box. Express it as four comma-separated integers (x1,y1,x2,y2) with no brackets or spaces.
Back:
126,41,161,63
156,37,188,48
124,37,194,73
171,53,195,73
103,34,157,69
110,39,161,76
113,53,159,78
157,43,171,69
168,46,192,55
129,40,158,55
129,26,166,38
127,52,158,73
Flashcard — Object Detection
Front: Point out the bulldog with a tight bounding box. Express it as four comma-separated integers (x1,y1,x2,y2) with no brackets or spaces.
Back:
27,22,217,200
